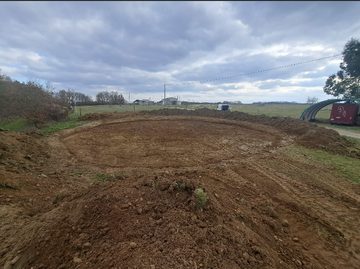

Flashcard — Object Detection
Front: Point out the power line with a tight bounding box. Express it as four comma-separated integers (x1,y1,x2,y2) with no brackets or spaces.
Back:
166,53,342,86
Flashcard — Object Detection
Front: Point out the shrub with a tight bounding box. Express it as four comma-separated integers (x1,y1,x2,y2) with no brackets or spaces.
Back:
0,72,71,127
194,188,208,211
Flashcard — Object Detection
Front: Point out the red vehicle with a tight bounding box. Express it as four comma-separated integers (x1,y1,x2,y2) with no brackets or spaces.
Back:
330,102,359,125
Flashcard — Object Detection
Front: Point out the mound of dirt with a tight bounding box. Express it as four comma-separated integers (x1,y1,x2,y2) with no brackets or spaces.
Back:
3,171,352,269
0,130,50,174
79,111,139,122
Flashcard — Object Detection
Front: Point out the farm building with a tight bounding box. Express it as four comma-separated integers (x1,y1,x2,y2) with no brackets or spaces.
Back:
133,99,154,106
161,97,181,106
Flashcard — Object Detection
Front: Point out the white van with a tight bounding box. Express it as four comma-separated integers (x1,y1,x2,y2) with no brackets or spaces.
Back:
217,104,232,111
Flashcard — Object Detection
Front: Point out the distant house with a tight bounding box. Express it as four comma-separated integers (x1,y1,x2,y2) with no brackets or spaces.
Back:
161,97,181,105
134,99,154,106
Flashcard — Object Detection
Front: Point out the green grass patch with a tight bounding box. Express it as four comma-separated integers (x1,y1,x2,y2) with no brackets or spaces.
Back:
286,145,360,184
343,136,360,155
0,118,29,132
343,136,360,146
38,120,90,135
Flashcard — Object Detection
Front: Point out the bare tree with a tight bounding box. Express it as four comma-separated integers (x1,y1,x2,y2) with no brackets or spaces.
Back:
96,90,125,105
306,96,319,105
96,91,107,104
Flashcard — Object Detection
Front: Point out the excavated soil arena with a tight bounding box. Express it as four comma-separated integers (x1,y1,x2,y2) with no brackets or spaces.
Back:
1,108,360,269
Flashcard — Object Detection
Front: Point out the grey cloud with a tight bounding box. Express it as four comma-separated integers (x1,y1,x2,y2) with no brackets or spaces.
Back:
0,1,359,102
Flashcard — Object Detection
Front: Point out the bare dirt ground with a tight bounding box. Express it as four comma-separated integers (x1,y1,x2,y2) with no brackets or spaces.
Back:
1,109,360,269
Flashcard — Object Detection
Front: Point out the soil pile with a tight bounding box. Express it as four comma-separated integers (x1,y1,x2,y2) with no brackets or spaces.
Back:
0,130,49,173
7,172,340,269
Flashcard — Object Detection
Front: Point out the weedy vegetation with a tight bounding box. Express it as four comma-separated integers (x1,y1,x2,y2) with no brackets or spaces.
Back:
39,120,90,135
194,188,208,211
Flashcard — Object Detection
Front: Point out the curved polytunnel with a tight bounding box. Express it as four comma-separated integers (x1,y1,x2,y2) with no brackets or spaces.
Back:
300,99,360,122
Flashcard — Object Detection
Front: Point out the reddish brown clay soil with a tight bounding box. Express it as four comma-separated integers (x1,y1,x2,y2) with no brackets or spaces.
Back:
1,109,360,269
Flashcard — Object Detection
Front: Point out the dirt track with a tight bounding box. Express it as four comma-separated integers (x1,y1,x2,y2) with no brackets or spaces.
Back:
1,110,360,269
325,127,360,140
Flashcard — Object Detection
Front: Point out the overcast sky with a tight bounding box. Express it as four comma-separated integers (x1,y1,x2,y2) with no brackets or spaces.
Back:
1,1,360,103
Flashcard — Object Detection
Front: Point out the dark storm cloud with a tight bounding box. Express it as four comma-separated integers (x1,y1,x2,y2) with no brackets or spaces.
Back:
1,1,360,103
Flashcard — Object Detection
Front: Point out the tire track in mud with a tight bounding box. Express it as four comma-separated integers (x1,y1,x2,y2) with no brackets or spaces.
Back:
224,168,249,185
243,160,360,264
280,159,360,205
207,133,359,218
205,134,360,263
211,157,360,267
204,135,235,158
272,159,360,261
246,161,352,228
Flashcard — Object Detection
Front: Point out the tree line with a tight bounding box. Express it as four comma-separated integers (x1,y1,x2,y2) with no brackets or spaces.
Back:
53,89,126,106
0,71,126,127
95,91,126,105
0,73,71,127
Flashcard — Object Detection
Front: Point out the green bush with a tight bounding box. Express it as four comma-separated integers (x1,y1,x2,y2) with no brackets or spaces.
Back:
194,188,208,211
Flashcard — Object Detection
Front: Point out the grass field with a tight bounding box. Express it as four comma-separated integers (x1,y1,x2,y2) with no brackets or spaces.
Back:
73,103,332,119
0,118,29,132
0,103,357,134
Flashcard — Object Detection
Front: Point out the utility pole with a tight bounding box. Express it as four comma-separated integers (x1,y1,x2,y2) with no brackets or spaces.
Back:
73,92,77,115
163,84,166,106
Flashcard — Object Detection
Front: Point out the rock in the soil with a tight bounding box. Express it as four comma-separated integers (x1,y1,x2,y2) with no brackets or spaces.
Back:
130,242,137,249
73,257,82,263
11,255,20,265
83,242,92,248
243,252,250,261
293,237,299,242
281,219,289,227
